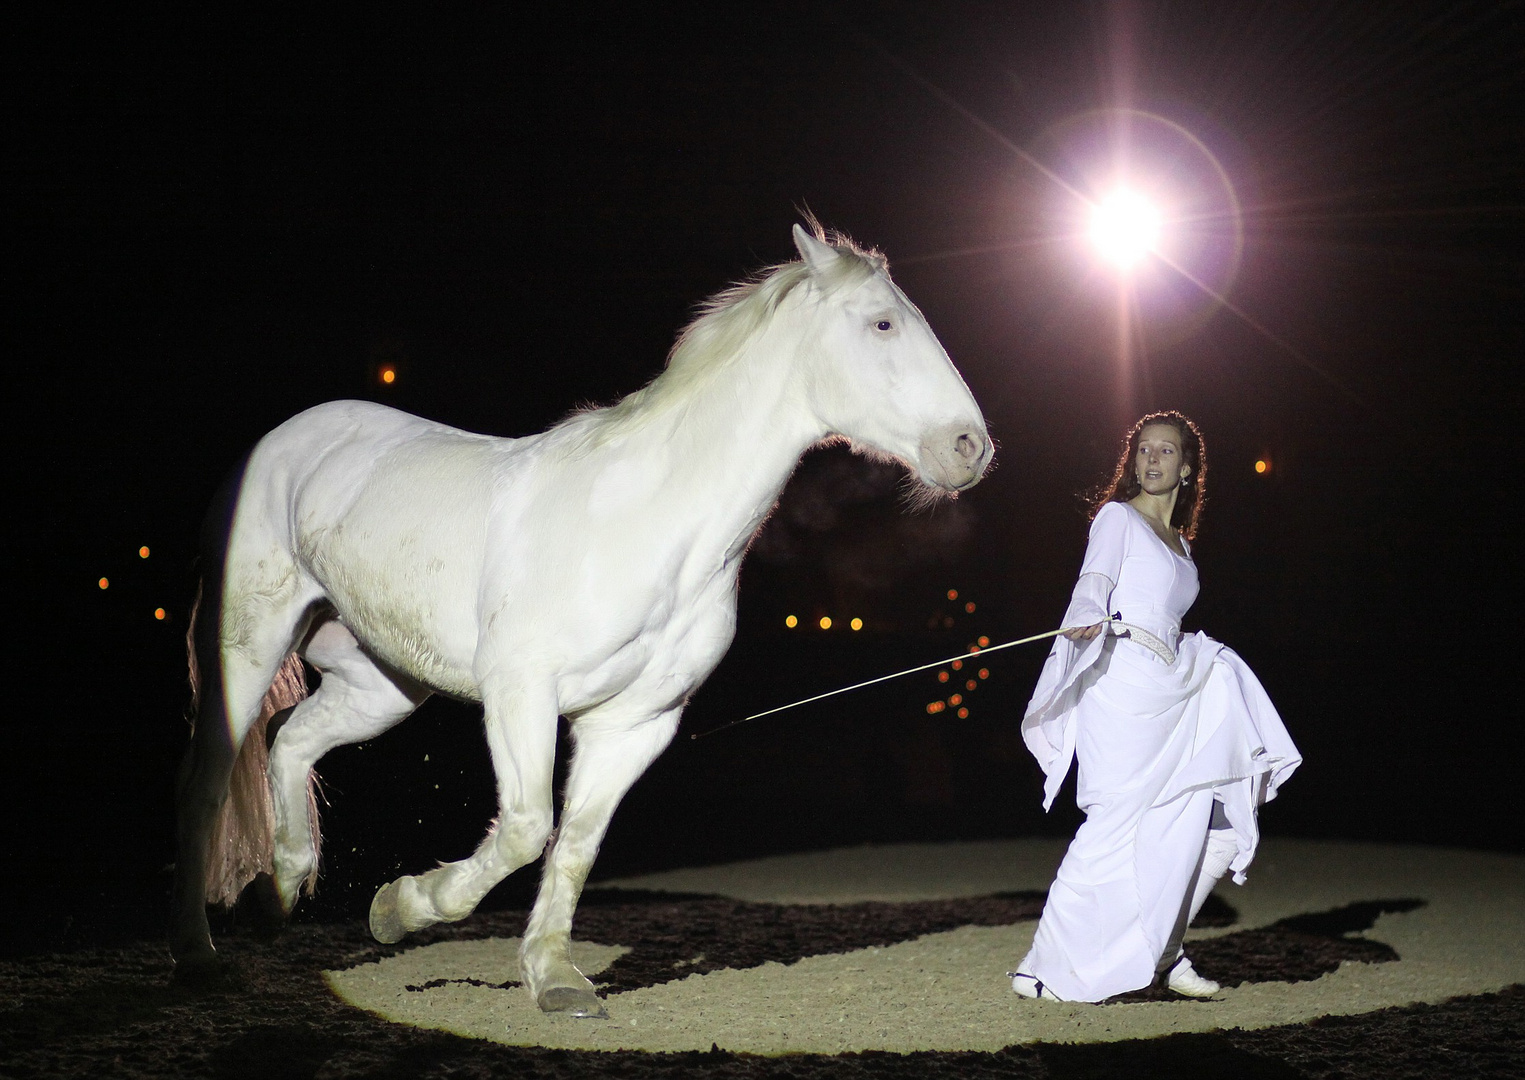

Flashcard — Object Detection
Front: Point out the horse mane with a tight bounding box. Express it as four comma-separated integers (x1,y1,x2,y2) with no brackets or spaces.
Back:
566,226,887,442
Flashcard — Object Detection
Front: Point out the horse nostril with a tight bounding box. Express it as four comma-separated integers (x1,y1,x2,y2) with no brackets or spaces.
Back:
954,432,982,462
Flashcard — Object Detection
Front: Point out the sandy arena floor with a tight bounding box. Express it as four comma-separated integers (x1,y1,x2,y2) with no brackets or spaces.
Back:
4,838,1521,1078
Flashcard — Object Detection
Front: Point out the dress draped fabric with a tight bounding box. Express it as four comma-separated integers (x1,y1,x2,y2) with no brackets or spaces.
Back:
1019,502,1301,1002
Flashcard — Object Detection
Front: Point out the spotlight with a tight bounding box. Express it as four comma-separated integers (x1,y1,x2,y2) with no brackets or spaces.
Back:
1089,189,1162,268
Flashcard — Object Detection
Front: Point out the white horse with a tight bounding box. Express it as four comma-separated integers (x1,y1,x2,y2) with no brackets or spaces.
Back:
171,224,992,1017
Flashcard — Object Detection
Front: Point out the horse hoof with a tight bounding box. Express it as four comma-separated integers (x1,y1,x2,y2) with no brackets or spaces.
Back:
537,986,608,1019
369,880,408,944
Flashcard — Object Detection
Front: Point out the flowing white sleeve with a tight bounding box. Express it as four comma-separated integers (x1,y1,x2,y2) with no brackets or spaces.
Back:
1020,502,1131,809
1062,573,1113,630
1061,503,1128,629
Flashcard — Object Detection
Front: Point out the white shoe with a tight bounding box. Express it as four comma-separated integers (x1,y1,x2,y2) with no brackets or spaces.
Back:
1165,956,1220,997
1009,972,1065,1001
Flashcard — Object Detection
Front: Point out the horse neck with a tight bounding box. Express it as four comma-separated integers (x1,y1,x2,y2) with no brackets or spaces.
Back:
625,315,823,549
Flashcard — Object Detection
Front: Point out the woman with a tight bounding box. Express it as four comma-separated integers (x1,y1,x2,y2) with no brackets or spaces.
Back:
1011,412,1301,1003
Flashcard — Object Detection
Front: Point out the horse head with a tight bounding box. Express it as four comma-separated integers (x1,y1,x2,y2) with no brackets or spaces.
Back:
791,224,992,494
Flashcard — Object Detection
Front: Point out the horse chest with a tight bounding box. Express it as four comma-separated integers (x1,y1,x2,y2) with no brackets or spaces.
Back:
553,579,737,717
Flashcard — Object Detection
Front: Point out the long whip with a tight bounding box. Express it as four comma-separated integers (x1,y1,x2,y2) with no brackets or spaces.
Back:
688,626,1069,741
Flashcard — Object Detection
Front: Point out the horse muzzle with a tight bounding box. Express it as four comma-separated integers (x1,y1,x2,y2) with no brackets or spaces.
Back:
919,424,992,492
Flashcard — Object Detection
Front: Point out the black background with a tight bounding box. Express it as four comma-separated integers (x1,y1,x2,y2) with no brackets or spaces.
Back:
8,3,1520,944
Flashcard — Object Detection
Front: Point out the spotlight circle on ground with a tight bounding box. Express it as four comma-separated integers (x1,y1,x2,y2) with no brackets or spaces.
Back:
328,838,1523,1054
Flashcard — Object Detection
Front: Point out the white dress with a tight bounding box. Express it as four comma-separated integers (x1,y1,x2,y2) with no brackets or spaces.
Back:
1018,501,1301,1002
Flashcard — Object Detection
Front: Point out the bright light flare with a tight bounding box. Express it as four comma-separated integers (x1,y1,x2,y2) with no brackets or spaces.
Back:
1089,190,1162,268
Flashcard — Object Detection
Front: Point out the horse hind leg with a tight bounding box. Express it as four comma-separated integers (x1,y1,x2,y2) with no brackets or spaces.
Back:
170,584,315,976
521,706,682,1017
172,648,243,971
266,619,429,914
367,678,559,948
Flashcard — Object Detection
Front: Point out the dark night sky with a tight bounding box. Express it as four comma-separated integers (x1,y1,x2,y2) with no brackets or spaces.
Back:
8,3,1522,937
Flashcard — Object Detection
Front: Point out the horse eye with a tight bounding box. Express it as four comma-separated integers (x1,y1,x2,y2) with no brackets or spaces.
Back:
875,319,893,332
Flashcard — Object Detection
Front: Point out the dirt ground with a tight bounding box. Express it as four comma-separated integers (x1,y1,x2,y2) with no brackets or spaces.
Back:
4,840,1522,1078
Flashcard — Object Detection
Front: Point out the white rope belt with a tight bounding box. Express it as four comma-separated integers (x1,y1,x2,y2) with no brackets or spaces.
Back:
1110,618,1178,666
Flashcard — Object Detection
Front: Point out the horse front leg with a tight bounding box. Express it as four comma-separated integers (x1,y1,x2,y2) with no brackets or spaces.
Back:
522,707,682,1018
368,681,558,944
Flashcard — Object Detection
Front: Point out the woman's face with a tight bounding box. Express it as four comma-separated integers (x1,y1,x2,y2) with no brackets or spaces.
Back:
1134,423,1190,495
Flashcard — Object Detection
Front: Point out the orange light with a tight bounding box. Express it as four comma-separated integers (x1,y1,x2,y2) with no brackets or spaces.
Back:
956,707,969,719
138,546,150,559
850,617,863,631
966,679,978,691
785,615,798,628
951,659,963,671
964,601,975,613
819,616,832,630
937,670,950,683
380,366,396,385
949,693,963,706
946,589,958,601
154,607,167,621
977,636,990,647
1255,459,1270,474
978,668,989,679
98,577,109,589
926,701,946,714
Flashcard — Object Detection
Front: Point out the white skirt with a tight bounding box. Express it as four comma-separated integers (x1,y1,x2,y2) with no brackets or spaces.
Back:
1019,633,1301,1001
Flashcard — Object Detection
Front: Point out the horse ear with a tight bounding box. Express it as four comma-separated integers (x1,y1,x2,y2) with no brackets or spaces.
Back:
793,223,839,276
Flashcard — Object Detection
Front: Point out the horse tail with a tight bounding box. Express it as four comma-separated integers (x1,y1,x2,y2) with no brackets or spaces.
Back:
185,585,314,907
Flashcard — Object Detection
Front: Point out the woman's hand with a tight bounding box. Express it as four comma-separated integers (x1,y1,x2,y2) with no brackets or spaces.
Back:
1063,622,1107,642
